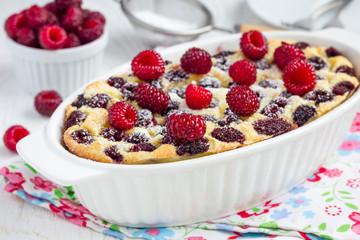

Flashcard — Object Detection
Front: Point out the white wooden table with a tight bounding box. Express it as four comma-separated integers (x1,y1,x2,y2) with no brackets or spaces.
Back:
0,0,271,239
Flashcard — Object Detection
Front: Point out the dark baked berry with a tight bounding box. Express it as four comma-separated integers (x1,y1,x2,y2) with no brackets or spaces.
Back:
164,60,172,65
223,108,241,124
61,6,83,32
108,101,138,130
258,79,279,89
131,49,165,81
160,134,176,145
254,59,271,70
325,47,342,57
34,90,63,117
121,82,137,101
305,89,333,105
229,60,257,86
293,42,309,50
214,57,232,71
88,93,110,108
176,138,209,156
161,101,179,115
336,65,355,76
129,143,156,152
104,146,123,163
148,79,163,90
211,127,245,143
163,69,189,82
270,96,288,108
134,83,170,113
226,85,259,117
280,90,293,98
199,77,221,88
181,47,212,74
274,42,306,70
166,113,206,143
332,81,355,96
55,0,82,12
100,127,127,142
307,56,326,70
216,120,227,127
316,74,326,80
293,105,316,126
5,13,27,39
107,77,126,89
208,99,218,108
16,27,36,47
212,50,235,58
253,118,291,136
127,132,148,144
3,125,30,153
39,25,68,50
185,84,212,110
78,20,104,44
255,91,265,102
261,103,284,118
283,59,316,95
203,115,217,122
64,110,86,129
25,5,49,29
71,129,93,144
64,33,81,48
136,109,155,128
169,87,185,98
240,30,268,60
72,94,88,108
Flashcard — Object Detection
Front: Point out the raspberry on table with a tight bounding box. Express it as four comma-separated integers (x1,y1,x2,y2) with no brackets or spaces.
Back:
34,90,63,117
25,5,49,29
39,25,68,49
226,85,259,117
240,30,268,60
134,83,170,113
283,59,316,95
229,60,257,86
108,101,138,130
78,20,104,44
16,27,36,47
5,13,27,39
61,6,83,32
274,42,306,70
166,113,206,143
185,84,212,110
180,47,212,74
3,125,30,153
131,49,165,81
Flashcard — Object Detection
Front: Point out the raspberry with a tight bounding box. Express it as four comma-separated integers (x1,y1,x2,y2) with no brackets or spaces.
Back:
131,50,165,81
176,138,209,156
305,89,333,105
64,33,81,48
64,110,86,129
163,69,189,82
274,42,306,70
5,13,27,39
71,129,93,144
336,66,355,76
55,0,82,13
307,56,326,70
226,85,259,117
240,30,268,60
229,60,257,86
25,5,49,29
100,127,128,142
293,105,316,126
293,42,309,50
325,47,342,57
332,81,355,95
254,59,270,70
3,125,30,152
16,27,36,47
85,11,106,25
253,118,291,136
39,25,68,50
198,77,221,88
185,84,212,110
34,90,63,117
61,6,83,32
180,47,212,74
104,146,123,163
283,59,316,95
47,12,59,26
134,83,170,113
108,102,138,130
211,127,245,143
129,143,156,152
44,2,57,14
166,113,206,143
78,20,104,44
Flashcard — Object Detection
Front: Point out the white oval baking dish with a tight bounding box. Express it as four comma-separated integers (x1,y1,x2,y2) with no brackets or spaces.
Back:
17,28,360,227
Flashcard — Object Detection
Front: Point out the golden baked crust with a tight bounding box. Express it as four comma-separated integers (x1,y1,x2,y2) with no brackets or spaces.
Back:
63,40,359,164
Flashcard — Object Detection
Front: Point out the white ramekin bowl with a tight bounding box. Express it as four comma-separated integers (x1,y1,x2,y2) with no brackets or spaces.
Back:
17,28,360,227
5,30,108,97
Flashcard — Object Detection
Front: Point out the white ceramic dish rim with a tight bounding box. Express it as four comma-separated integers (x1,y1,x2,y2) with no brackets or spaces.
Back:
18,28,360,180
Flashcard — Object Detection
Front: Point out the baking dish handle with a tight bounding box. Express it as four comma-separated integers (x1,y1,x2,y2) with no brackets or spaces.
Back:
317,27,360,49
16,129,104,186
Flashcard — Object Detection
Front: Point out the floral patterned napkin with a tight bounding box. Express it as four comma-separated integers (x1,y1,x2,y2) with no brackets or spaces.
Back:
2,113,360,240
